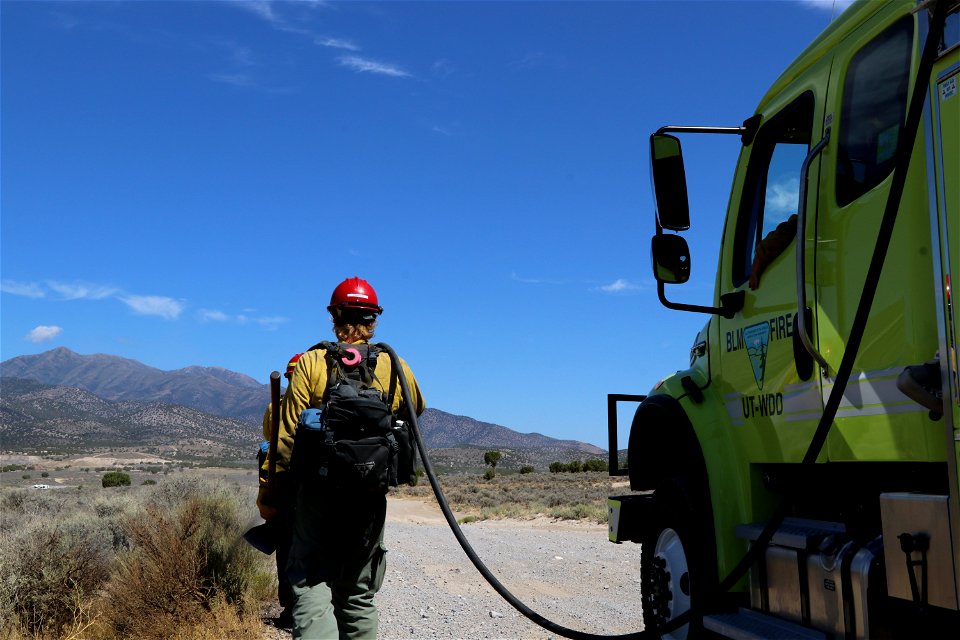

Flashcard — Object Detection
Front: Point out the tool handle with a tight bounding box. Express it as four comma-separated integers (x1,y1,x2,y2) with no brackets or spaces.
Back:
266,370,282,490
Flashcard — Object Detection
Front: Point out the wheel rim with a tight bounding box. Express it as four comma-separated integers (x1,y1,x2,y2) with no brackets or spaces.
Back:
647,527,691,640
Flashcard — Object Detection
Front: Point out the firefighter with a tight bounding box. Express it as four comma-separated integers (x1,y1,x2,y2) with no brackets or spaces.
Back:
749,213,797,290
258,352,303,629
258,276,425,640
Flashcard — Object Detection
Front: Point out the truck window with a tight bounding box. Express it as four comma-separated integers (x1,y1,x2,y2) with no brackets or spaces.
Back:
732,92,814,288
946,9,960,52
836,17,913,207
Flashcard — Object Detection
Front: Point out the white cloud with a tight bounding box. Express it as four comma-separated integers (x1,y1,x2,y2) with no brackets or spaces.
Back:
230,0,320,36
338,55,410,78
315,37,359,51
509,51,566,71
765,177,800,216
47,281,117,300
599,278,643,294
510,272,550,285
432,59,455,78
1,280,46,298
233,0,281,25
26,325,63,343
256,316,289,330
120,295,184,320
201,309,287,329
199,309,229,322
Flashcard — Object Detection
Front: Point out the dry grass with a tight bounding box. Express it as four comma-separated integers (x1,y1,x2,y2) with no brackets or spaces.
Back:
0,479,270,640
0,466,627,638
394,470,623,524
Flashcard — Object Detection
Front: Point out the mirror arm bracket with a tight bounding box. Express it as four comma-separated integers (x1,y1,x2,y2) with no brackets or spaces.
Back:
658,282,743,318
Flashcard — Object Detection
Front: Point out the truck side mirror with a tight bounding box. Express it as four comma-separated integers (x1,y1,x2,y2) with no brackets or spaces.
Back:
651,234,691,284
650,134,691,231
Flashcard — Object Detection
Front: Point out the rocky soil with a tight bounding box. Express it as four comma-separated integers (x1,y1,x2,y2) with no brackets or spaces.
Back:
261,498,646,639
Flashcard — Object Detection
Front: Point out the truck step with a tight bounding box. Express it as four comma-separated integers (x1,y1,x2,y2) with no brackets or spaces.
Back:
703,608,826,640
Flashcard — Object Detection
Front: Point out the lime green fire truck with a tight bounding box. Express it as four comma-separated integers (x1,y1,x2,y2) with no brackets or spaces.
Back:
607,1,960,637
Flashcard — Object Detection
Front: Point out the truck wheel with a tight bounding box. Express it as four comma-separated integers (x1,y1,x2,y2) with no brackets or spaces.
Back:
640,481,711,640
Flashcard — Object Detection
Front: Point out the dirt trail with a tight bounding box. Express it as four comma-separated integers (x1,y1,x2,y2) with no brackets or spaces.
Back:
262,496,645,639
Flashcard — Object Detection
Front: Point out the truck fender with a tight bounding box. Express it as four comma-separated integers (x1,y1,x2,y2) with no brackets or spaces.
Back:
628,393,708,493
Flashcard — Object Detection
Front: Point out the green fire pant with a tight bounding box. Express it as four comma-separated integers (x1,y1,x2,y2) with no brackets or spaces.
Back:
288,487,388,640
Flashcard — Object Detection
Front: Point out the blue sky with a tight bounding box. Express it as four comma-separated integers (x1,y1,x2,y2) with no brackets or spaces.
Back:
2,0,853,447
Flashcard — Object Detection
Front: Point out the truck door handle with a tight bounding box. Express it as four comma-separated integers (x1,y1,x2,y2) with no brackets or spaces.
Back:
796,128,831,377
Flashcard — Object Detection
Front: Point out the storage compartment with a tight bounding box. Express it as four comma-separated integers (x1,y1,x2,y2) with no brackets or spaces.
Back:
880,493,959,611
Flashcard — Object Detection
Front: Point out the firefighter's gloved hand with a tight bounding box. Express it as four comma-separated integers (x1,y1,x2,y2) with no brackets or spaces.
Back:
257,487,279,522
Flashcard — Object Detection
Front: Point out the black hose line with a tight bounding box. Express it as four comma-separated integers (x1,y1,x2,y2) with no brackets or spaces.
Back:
375,4,948,636
379,342,672,639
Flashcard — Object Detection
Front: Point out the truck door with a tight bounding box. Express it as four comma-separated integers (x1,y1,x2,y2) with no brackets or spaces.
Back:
930,11,959,471
815,12,944,462
929,7,960,600
716,58,832,462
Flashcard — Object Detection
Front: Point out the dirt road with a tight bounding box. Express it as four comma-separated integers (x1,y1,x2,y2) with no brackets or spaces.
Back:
263,497,646,639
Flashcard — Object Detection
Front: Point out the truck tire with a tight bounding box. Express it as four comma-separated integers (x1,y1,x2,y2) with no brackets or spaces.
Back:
640,479,713,640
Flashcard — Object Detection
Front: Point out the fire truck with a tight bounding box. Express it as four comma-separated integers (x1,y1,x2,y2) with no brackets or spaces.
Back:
607,1,960,637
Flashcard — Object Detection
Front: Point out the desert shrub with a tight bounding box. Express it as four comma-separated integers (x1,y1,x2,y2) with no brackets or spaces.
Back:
483,468,496,481
548,502,605,522
101,482,263,639
21,474,30,480
0,508,112,636
519,465,535,474
583,458,607,472
101,472,131,488
483,451,502,469
142,479,157,485
548,459,604,473
40,472,49,478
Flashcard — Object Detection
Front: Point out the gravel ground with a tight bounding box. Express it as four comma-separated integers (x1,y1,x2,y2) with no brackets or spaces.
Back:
263,497,647,639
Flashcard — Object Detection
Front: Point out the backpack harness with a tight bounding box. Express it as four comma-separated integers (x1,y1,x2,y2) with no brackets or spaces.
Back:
290,341,415,494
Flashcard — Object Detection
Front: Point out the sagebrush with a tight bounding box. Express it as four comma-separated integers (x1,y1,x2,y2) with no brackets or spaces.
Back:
0,478,267,639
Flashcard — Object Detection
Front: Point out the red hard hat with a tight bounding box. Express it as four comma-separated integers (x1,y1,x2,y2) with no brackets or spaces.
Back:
327,277,383,319
285,353,304,378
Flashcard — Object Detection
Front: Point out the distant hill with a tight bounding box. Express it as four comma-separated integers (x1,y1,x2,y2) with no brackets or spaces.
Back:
1,348,607,470
0,377,258,464
1,347,267,423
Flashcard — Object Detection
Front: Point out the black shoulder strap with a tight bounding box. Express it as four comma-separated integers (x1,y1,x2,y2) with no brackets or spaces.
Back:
387,355,398,408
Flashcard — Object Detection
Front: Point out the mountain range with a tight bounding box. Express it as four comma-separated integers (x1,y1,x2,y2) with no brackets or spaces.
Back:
0,348,605,469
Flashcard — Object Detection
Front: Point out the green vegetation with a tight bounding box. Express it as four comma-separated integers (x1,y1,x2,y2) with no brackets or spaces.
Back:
549,458,606,473
1,464,32,473
101,472,131,488
519,465,536,474
483,451,503,473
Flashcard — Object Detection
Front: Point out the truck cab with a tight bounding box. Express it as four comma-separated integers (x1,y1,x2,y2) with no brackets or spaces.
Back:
608,1,960,637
